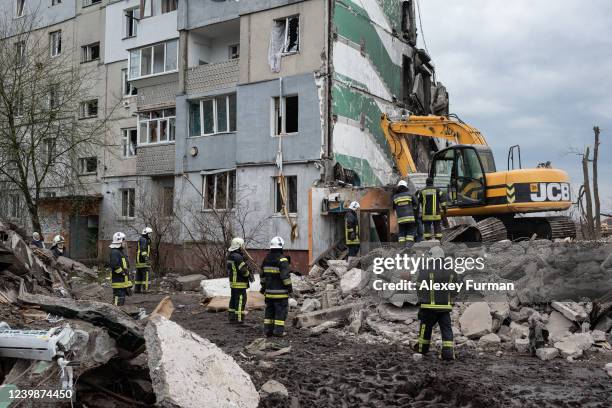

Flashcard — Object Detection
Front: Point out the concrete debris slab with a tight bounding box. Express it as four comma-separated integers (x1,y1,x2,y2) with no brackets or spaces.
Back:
291,273,313,295
536,347,559,361
478,333,501,348
387,292,419,307
71,282,107,302
145,315,259,408
308,264,324,279
340,268,369,295
489,302,510,321
150,296,175,320
377,304,418,323
288,298,298,308
326,260,349,278
554,333,594,358
294,303,364,329
459,302,492,339
203,292,265,312
69,321,118,370
514,338,530,353
509,322,530,340
200,275,262,298
551,301,588,323
546,311,574,342
412,353,423,362
591,329,606,343
309,320,340,336
300,298,321,313
18,290,145,355
55,256,98,280
176,274,208,291
260,379,289,398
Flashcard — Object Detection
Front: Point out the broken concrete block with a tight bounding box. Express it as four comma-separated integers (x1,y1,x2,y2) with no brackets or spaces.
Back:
554,333,594,358
18,290,144,355
145,315,259,408
348,308,364,334
510,306,536,323
551,301,588,323
176,274,208,291
377,304,418,323
459,302,492,339
260,380,289,398
489,302,510,321
366,317,402,341
478,333,501,348
326,260,349,278
340,268,369,295
55,256,98,280
412,353,423,362
591,329,606,343
309,320,340,336
497,325,512,342
320,289,341,309
69,321,118,371
200,275,262,297
387,292,419,307
288,298,298,308
300,298,321,313
510,321,530,340
514,338,530,353
546,310,574,342
536,347,559,361
294,303,364,328
308,264,324,278
71,282,107,302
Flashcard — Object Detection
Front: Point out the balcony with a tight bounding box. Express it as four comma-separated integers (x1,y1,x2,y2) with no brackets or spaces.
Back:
136,144,175,176
185,58,239,95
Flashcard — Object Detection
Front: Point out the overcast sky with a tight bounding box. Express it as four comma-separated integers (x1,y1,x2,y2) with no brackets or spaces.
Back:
419,0,612,213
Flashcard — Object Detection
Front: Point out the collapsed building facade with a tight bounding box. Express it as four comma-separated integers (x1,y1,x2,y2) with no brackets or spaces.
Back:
0,0,448,273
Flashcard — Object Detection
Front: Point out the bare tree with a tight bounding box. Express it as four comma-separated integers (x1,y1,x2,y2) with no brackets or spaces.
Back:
580,146,595,239
592,126,601,239
0,11,114,232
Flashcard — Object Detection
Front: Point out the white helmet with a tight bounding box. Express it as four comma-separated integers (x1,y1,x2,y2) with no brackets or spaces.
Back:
397,180,408,188
228,237,245,251
348,201,360,211
270,236,284,249
111,232,126,245
142,227,153,235
32,232,41,240
53,235,65,245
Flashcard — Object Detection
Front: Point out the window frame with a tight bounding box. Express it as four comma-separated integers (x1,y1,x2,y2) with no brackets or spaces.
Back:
9,194,21,219
80,99,98,119
43,138,56,165
78,157,98,175
124,7,139,38
120,188,136,219
121,68,137,97
228,44,240,60
161,0,178,14
15,41,26,66
128,39,179,80
271,95,299,137
121,128,137,158
201,170,236,211
82,0,102,7
137,108,176,145
189,94,236,137
15,0,26,18
81,42,100,63
52,0,62,6
277,15,300,55
50,30,62,57
273,175,298,215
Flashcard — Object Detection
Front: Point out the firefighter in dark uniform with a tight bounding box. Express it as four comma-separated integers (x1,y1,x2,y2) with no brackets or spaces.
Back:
134,227,152,293
260,236,292,337
415,246,457,360
393,180,419,245
109,232,132,306
227,237,254,324
345,201,361,257
418,177,446,240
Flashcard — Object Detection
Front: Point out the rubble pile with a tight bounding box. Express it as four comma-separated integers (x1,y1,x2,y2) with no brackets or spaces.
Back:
292,240,612,360
0,222,260,407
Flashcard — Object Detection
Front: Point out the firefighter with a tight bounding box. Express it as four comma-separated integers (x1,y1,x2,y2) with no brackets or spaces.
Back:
345,201,361,257
227,237,254,324
415,246,457,360
393,180,418,245
31,232,44,249
260,236,292,337
50,235,66,258
134,227,152,294
109,232,132,306
418,177,446,240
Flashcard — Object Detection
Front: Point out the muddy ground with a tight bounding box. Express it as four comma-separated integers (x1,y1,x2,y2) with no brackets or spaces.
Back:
127,292,611,408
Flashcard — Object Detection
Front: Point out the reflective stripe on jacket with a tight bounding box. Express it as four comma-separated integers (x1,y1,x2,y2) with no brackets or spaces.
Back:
260,250,292,299
416,261,457,310
136,235,151,268
345,210,360,245
227,250,250,289
419,188,446,221
110,248,133,289
393,191,417,224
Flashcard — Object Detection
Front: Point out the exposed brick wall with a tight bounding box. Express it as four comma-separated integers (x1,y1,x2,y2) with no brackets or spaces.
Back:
186,59,239,94
136,144,176,175
137,81,178,111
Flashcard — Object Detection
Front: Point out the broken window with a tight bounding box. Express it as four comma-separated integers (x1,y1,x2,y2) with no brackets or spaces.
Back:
138,109,176,144
163,186,174,216
15,0,25,17
190,94,236,136
161,0,178,14
202,170,236,210
50,30,62,57
401,1,417,45
9,194,21,219
268,15,299,72
273,95,298,135
120,188,136,218
122,128,137,157
81,42,100,62
121,69,137,96
79,157,97,174
80,99,98,118
83,0,102,6
14,41,26,66
49,85,60,110
125,8,139,38
274,176,297,214
228,44,240,60
52,0,62,6
402,55,413,105
43,138,56,165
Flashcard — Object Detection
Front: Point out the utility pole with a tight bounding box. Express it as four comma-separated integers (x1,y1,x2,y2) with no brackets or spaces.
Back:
581,146,594,239
592,126,601,239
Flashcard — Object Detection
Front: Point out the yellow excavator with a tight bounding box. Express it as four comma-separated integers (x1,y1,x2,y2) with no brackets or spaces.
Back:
380,113,575,241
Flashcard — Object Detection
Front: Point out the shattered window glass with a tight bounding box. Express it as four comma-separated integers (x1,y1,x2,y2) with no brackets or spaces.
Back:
284,16,299,53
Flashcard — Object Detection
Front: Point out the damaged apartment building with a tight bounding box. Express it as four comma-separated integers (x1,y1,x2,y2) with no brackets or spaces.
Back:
1,0,448,273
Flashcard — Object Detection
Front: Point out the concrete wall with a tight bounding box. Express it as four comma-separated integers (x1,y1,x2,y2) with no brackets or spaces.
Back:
0,0,76,36
239,0,305,15
178,0,240,30
236,73,323,165
239,0,326,84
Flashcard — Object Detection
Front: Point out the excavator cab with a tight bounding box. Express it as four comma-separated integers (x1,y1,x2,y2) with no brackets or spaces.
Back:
430,145,494,207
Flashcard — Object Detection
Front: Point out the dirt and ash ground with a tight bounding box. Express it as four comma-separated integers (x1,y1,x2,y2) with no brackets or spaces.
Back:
126,292,611,408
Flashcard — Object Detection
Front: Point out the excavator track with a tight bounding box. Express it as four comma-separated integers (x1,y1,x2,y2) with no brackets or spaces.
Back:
442,217,507,243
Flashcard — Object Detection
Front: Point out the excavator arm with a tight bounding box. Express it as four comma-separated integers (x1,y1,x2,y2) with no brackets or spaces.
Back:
380,113,488,175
